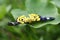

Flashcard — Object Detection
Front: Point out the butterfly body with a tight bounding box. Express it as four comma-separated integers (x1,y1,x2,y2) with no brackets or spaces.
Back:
8,14,55,26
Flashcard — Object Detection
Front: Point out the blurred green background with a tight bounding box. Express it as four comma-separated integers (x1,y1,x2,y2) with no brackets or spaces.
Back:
0,0,60,40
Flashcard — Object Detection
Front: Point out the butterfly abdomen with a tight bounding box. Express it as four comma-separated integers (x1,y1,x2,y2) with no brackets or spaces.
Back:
40,16,55,21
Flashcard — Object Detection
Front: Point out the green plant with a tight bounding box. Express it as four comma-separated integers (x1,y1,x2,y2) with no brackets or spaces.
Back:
0,0,60,40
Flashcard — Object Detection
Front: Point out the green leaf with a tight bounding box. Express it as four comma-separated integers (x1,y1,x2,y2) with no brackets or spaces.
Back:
26,0,48,14
25,0,58,28
39,36,43,40
6,5,12,13
11,0,60,28
57,37,60,40
49,14,60,24
50,0,60,8
11,9,28,20
25,0,58,17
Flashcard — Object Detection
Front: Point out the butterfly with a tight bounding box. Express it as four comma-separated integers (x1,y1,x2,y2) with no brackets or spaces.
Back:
8,14,55,26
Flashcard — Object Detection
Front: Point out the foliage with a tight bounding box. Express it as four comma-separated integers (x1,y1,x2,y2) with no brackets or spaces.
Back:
0,0,60,40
